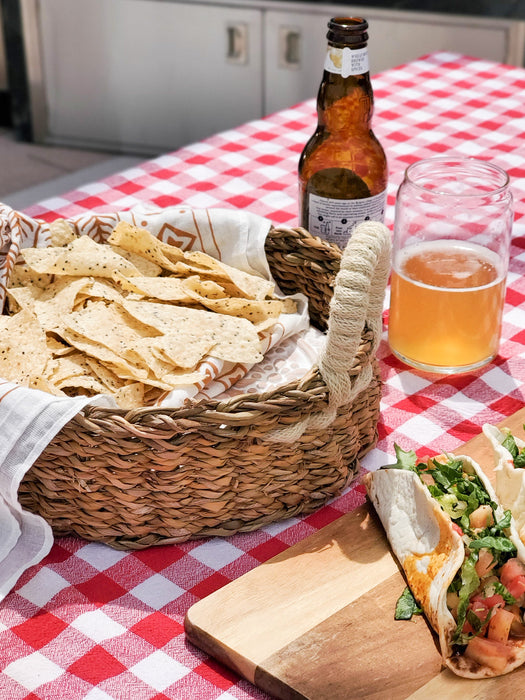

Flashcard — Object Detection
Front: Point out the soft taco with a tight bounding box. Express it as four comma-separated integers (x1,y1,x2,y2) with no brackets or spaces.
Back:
483,424,525,546
364,447,525,678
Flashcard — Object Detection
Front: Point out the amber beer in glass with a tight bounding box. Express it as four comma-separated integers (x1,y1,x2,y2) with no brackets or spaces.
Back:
388,157,513,373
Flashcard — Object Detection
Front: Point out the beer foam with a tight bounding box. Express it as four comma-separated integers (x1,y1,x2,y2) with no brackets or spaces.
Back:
395,239,504,290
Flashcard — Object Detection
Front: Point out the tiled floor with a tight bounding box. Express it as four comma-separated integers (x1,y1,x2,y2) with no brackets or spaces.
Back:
0,127,142,210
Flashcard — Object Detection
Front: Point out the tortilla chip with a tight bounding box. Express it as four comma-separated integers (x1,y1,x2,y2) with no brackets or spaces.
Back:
76,278,127,307
198,296,283,324
122,299,263,364
108,221,275,300
31,375,65,396
168,259,274,300
111,272,196,303
123,339,184,380
108,221,186,275
109,245,163,277
58,326,149,381
43,350,93,384
22,235,143,278
128,333,215,370
49,218,78,247
34,277,92,331
117,273,286,324
143,367,207,389
182,276,227,300
63,300,158,353
56,374,109,395
47,334,75,356
8,262,54,291
83,356,128,392
0,309,49,384
6,286,39,314
113,382,145,410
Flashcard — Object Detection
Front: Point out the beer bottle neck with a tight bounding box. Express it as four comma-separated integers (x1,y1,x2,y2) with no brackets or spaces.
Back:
317,44,374,129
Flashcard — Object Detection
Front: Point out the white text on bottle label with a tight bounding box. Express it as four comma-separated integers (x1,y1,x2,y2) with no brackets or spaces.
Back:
324,47,369,78
307,190,387,247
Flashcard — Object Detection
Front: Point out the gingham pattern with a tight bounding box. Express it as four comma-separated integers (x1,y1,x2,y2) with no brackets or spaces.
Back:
1,52,525,699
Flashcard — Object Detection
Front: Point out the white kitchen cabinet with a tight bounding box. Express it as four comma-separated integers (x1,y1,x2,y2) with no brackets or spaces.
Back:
263,5,525,115
28,0,262,153
20,0,525,154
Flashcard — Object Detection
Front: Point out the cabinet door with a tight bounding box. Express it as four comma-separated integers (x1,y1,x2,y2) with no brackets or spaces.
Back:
264,7,524,115
37,0,262,153
264,12,326,116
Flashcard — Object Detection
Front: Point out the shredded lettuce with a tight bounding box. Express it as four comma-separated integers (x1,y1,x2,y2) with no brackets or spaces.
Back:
394,586,422,620
468,535,516,554
502,432,519,459
436,493,467,519
490,580,517,605
453,553,480,644
385,444,418,471
501,428,525,469
517,452,525,469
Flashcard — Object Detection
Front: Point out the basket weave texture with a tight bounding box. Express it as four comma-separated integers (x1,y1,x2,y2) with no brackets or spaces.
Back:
19,224,387,550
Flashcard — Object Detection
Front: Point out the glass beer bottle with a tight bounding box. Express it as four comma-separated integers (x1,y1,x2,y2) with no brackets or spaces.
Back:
298,17,387,248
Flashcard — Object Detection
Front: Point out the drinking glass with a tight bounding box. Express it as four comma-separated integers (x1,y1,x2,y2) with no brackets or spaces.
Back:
388,156,513,373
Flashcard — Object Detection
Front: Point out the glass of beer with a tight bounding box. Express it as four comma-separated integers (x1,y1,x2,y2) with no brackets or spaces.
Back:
388,156,513,373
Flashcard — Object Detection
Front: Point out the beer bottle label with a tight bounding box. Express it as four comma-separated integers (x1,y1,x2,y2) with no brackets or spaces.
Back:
307,190,386,247
324,47,369,78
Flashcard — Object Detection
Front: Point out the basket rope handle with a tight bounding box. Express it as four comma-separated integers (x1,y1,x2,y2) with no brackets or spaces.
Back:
318,220,392,411
267,220,391,443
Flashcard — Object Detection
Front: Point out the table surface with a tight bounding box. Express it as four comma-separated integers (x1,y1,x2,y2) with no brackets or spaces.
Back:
2,51,525,699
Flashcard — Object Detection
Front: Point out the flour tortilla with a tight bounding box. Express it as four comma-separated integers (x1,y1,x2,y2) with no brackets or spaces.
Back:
483,424,525,547
364,458,525,678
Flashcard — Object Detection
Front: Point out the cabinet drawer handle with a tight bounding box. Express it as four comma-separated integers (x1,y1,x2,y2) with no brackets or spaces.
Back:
279,27,301,69
226,23,248,65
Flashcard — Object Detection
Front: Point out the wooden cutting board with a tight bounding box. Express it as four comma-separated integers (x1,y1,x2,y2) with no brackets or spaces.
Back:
184,408,525,699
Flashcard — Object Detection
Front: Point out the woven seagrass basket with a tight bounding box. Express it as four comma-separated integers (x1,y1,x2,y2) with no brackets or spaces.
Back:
18,222,390,550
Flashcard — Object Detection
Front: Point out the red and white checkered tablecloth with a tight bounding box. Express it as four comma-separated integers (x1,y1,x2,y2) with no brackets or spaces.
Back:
2,51,525,699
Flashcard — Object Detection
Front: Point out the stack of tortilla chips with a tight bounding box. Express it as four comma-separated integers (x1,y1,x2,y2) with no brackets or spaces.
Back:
1,221,293,409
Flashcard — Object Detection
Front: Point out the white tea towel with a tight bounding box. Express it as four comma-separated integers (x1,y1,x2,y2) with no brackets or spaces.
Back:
0,381,111,601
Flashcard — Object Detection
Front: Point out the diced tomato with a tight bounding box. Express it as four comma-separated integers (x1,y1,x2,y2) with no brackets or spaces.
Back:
501,559,525,599
501,558,525,581
469,603,490,624
475,548,497,578
464,594,505,633
464,636,514,673
506,578,525,600
488,608,515,644
462,621,474,635
451,522,464,536
420,472,434,486
482,595,506,609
